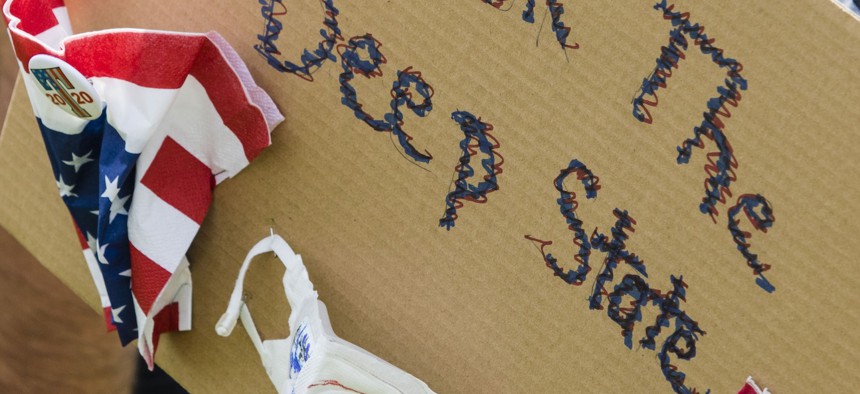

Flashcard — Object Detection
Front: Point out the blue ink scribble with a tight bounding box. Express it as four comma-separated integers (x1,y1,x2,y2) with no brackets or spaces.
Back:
440,111,503,229
659,325,708,394
385,68,436,163
632,1,749,224
254,0,343,81
525,159,599,285
523,0,579,50
479,0,579,51
631,27,688,124
338,34,390,131
607,274,651,349
526,158,709,394
631,2,776,297
728,194,776,293
338,35,436,163
642,275,705,352
589,209,648,310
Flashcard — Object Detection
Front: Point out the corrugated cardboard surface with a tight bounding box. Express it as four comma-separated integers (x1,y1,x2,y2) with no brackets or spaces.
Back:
2,1,859,392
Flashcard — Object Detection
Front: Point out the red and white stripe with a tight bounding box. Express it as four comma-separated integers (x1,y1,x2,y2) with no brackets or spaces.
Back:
5,0,283,368
738,376,771,394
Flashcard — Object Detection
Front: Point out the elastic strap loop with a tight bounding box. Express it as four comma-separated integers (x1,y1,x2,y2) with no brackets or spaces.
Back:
215,234,312,355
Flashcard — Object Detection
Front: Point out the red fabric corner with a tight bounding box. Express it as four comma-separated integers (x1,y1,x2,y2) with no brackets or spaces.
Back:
129,244,172,314
8,0,63,36
103,307,116,332
150,302,180,354
738,382,759,394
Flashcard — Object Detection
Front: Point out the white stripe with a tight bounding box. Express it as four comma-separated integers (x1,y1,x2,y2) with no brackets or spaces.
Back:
90,77,176,154
82,248,111,308
13,56,41,120
91,76,249,178
127,184,199,273
51,7,72,36
156,76,249,178
831,0,860,20
33,24,69,50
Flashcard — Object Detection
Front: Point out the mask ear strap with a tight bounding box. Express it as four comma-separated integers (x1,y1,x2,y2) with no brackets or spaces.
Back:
215,235,276,336
269,235,315,313
238,302,264,356
215,234,312,356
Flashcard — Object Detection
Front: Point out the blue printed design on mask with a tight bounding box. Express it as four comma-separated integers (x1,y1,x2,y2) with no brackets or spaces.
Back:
290,323,312,377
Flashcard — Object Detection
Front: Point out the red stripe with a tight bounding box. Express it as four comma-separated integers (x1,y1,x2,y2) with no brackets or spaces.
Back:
140,137,213,225
130,244,172,314
737,383,757,394
7,0,64,36
103,307,117,332
150,302,180,354
189,40,271,162
63,33,203,89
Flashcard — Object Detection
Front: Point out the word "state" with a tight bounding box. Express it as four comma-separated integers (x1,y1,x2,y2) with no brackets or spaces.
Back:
526,159,708,394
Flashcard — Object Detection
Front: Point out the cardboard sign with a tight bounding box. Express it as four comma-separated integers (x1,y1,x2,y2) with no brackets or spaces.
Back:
2,0,859,392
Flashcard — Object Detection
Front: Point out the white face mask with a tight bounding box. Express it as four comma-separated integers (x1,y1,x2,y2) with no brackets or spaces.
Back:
216,234,435,394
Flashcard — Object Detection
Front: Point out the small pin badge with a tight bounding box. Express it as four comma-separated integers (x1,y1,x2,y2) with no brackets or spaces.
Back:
28,54,103,120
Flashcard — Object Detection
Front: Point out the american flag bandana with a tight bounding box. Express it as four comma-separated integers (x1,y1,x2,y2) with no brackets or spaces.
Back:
4,0,283,368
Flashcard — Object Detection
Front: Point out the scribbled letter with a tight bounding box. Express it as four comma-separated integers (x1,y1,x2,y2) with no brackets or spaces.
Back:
523,0,579,50
727,194,776,292
588,208,648,310
440,112,503,229
338,34,391,130
255,0,343,81
658,326,706,394
386,68,436,163
631,28,688,124
641,275,705,350
607,274,652,348
338,35,436,163
523,159,599,285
